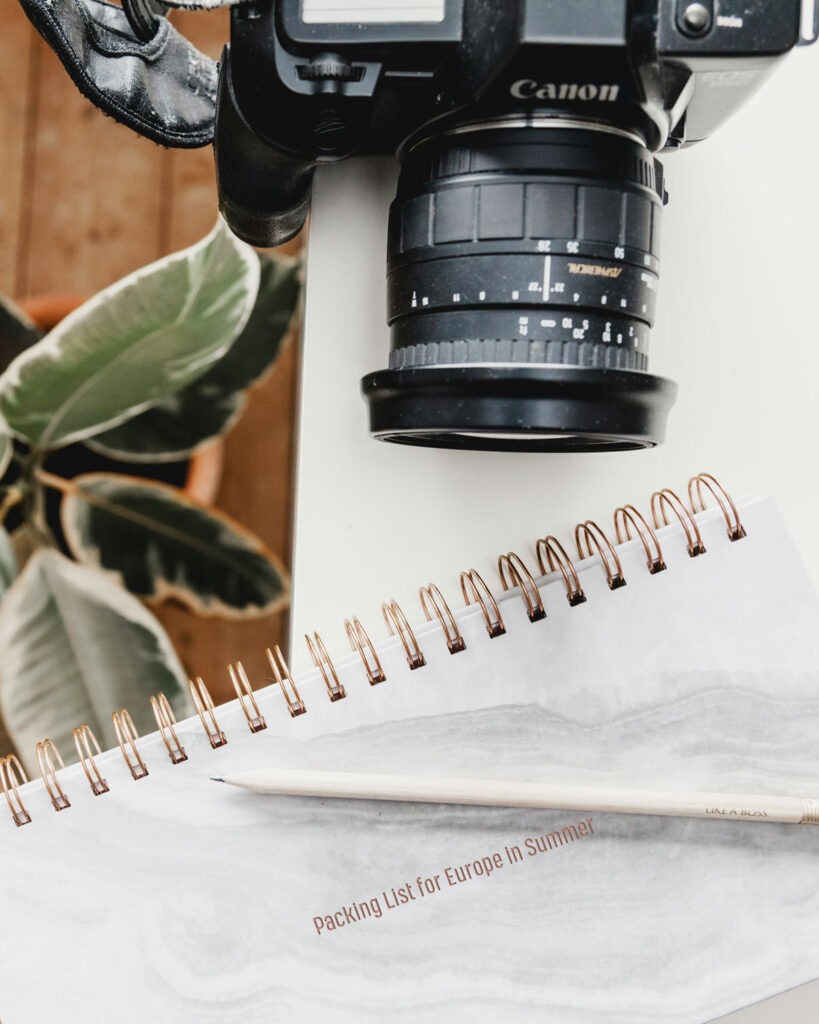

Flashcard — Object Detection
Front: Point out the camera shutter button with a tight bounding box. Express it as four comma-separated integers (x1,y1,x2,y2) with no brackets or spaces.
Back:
678,1,713,36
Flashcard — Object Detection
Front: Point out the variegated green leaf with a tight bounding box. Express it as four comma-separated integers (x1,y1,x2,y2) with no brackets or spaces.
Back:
0,550,189,773
0,525,17,596
62,474,289,617
0,431,10,479
0,219,260,450
88,255,301,462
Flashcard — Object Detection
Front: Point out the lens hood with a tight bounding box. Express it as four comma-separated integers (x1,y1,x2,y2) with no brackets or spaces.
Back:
362,365,677,452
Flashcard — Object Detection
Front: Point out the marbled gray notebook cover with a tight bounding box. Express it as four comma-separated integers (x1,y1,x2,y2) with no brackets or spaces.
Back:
1,498,817,1023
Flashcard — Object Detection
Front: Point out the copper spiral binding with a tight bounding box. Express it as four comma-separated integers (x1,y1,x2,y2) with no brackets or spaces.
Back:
305,632,346,701
497,552,547,622
420,583,466,653
535,536,586,606
460,569,506,638
345,616,386,685
0,469,747,837
575,521,627,590
35,739,71,811
266,645,306,717
383,600,427,669
688,472,746,541
150,693,188,764
651,488,706,557
614,504,666,574
112,708,149,779
189,677,228,748
228,662,267,732
73,724,110,796
1,754,31,827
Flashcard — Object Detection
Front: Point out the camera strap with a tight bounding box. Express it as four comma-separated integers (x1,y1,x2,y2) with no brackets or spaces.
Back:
148,0,240,7
17,0,220,147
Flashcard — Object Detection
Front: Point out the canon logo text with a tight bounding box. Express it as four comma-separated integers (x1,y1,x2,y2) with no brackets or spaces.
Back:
510,80,621,102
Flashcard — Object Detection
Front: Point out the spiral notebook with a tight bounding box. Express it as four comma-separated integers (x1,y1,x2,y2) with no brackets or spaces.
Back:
1,475,819,1024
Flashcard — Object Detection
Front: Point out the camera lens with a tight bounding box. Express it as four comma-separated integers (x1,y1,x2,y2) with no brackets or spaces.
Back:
361,120,677,451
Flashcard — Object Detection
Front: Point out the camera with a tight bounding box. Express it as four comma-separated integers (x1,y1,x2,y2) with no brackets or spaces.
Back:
215,0,814,451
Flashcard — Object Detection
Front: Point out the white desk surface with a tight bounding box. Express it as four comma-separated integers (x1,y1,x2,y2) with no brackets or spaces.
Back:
290,42,819,1024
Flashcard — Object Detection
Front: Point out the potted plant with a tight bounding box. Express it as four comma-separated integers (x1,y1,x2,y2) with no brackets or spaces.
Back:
0,220,301,771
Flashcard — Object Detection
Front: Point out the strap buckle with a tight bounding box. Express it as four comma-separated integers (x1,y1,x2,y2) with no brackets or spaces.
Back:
122,0,170,42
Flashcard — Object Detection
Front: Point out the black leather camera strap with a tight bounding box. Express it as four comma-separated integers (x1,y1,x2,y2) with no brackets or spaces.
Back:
18,0,220,147
121,0,240,41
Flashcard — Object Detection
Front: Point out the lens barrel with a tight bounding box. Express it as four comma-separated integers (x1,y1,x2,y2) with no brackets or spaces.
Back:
361,120,677,451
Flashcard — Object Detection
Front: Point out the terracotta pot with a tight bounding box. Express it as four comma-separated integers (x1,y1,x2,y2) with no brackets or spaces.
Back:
17,294,224,506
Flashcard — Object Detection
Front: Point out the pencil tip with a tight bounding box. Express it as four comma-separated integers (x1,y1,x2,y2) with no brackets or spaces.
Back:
210,777,225,783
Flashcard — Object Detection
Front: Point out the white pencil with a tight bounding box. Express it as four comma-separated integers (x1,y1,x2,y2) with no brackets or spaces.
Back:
212,768,819,825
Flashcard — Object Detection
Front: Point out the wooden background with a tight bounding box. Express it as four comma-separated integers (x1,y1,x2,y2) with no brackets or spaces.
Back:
0,3,301,714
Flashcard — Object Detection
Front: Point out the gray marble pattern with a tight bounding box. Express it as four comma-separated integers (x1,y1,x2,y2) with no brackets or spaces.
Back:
1,498,818,1023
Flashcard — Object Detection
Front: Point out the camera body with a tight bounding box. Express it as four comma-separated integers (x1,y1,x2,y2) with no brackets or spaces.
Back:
216,0,809,452
218,0,802,246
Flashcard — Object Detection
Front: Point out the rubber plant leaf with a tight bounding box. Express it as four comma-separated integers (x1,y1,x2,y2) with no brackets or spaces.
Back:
61,473,289,618
0,219,260,450
88,254,301,461
0,550,189,773
0,432,10,480
0,525,18,596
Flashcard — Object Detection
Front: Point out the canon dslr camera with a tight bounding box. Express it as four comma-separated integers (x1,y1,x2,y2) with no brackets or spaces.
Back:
216,0,814,451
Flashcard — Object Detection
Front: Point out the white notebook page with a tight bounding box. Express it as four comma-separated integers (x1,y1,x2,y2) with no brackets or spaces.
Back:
1,497,818,1022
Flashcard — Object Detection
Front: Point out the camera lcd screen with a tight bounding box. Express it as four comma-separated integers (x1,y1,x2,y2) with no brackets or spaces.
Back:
301,0,445,24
